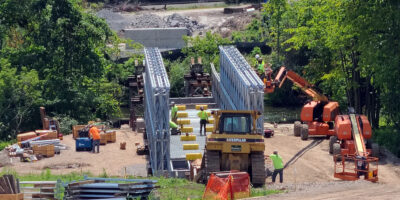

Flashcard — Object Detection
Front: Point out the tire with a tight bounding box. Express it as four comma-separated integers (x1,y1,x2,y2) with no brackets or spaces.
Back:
371,143,379,158
300,124,309,140
333,143,342,161
294,121,301,137
329,136,338,154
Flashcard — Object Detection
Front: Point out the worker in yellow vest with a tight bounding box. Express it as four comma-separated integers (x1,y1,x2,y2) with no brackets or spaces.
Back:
255,54,266,80
269,150,284,183
197,106,208,136
171,102,178,123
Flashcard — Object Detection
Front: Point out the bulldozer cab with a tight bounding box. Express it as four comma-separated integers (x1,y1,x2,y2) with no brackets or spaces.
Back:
219,113,251,134
212,110,261,135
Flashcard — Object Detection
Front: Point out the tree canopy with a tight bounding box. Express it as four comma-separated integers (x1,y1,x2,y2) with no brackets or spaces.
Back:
0,0,130,138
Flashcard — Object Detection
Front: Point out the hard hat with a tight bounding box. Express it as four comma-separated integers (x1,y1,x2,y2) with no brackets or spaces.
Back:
258,57,263,61
255,54,260,59
171,101,175,105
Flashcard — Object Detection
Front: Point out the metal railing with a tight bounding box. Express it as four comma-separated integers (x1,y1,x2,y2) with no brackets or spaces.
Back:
144,47,171,176
218,46,264,132
211,63,236,110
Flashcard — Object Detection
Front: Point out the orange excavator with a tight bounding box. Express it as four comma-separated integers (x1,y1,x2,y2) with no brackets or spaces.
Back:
264,66,379,182
264,66,339,140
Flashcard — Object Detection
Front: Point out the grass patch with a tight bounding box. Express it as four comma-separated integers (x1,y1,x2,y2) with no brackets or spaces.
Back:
251,187,283,197
149,177,205,200
0,169,282,200
0,140,15,151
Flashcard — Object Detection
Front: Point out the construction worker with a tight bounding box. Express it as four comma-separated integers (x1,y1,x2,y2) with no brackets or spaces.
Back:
269,150,284,183
89,124,101,153
255,54,265,79
171,102,178,123
197,106,208,136
170,120,181,135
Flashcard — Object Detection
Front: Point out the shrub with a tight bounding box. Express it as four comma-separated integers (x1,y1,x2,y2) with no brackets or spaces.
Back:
373,127,400,157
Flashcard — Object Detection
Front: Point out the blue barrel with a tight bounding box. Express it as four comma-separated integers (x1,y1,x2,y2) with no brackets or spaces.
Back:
76,137,93,151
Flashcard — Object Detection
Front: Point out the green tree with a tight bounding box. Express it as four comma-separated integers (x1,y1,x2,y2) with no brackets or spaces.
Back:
183,32,231,72
0,59,43,138
0,0,128,138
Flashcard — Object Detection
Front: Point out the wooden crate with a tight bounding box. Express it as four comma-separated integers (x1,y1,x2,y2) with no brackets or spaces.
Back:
17,132,37,142
100,134,107,145
0,193,24,200
106,131,116,143
32,145,54,157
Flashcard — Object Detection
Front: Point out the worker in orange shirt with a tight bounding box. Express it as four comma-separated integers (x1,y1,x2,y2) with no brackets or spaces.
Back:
89,124,101,153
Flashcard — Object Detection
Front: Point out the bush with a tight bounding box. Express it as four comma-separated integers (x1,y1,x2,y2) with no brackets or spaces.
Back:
53,115,79,135
373,127,400,157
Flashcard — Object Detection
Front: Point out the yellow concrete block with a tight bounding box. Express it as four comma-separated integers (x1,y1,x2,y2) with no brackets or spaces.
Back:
177,112,188,118
177,119,191,125
181,127,194,133
195,105,208,110
207,118,214,124
183,144,199,150
186,153,203,160
180,135,196,141
206,126,214,132
177,105,186,110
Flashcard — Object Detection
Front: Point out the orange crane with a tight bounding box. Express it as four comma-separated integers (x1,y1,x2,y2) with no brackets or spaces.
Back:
333,112,379,182
264,66,379,181
264,66,339,140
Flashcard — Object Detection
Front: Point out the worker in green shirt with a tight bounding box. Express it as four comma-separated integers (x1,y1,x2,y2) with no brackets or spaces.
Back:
169,121,181,135
197,106,208,136
269,150,284,183
255,54,265,79
171,102,178,123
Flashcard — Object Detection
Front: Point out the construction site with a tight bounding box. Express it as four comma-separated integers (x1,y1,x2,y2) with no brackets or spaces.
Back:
0,1,400,200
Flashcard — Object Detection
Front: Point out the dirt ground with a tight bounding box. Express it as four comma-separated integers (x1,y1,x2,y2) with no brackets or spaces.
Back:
259,123,400,199
1,125,147,177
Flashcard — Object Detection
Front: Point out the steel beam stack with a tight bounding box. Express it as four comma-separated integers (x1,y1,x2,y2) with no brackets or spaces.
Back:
144,48,170,176
211,64,236,110
219,46,264,132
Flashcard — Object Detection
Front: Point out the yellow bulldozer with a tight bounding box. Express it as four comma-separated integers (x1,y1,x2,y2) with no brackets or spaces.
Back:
197,110,266,186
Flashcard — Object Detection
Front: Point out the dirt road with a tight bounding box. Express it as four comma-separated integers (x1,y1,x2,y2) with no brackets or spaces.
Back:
1,125,147,177
259,123,400,199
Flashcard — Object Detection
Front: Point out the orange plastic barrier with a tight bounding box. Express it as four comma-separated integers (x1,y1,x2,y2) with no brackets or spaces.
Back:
203,171,250,200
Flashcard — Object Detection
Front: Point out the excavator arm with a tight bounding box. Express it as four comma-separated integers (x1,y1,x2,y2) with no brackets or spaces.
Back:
264,66,329,102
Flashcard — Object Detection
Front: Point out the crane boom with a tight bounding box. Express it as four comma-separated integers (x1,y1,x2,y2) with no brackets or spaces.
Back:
265,66,329,102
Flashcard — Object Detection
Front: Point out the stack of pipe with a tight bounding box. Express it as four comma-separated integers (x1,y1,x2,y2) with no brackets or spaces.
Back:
64,177,158,200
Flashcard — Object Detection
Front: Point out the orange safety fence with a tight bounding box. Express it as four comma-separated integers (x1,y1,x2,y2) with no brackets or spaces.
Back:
203,171,250,200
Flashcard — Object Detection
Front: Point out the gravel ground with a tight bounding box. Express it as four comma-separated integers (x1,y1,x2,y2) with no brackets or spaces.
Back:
96,7,255,36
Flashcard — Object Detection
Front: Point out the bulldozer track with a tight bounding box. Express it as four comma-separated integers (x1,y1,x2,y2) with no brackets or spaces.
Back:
251,152,266,186
205,150,220,175
284,139,324,169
